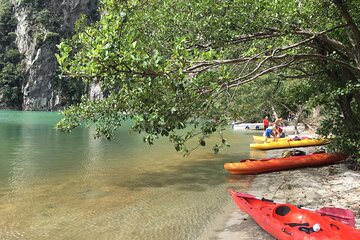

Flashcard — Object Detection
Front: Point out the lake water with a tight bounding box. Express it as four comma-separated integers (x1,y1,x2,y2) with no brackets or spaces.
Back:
0,111,263,240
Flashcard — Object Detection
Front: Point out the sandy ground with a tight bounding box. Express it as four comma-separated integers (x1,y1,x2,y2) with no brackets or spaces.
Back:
199,148,360,239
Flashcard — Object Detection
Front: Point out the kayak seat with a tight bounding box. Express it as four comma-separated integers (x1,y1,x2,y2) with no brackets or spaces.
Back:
299,226,315,234
273,204,306,223
275,205,291,216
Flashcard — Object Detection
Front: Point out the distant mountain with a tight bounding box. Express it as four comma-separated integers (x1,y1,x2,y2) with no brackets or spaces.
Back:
0,0,98,110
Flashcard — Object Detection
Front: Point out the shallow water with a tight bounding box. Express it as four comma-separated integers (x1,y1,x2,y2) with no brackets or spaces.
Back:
0,111,259,240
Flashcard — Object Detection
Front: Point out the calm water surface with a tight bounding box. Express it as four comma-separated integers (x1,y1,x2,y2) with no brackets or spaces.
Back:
0,111,263,240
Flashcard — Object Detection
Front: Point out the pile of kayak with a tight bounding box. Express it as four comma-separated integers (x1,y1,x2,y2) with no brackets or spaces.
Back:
224,134,342,174
229,190,360,240
224,128,358,239
224,152,347,175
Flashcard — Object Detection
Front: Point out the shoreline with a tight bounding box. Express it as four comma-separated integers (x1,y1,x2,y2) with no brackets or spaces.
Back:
199,161,360,240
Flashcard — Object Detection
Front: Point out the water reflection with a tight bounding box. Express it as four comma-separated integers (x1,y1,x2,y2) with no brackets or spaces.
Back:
249,150,267,159
9,120,39,197
81,132,105,187
119,158,228,191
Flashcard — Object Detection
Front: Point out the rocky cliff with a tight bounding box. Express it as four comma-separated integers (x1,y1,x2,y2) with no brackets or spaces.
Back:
11,0,98,110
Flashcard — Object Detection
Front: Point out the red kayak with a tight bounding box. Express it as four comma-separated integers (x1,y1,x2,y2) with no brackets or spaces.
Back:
224,153,347,174
229,190,360,240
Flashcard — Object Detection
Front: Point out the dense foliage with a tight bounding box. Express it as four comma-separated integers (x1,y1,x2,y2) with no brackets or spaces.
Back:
229,74,323,126
56,0,360,161
0,0,23,108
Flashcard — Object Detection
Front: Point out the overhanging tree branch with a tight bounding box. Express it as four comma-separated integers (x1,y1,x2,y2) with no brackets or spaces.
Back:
294,25,351,58
186,25,353,75
293,54,360,74
332,0,360,64
332,0,360,45
278,71,324,79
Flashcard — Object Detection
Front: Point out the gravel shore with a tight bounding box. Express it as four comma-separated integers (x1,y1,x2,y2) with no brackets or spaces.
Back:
199,156,360,239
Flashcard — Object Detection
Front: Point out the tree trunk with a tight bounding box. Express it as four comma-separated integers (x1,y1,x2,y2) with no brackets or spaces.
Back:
337,95,355,128
326,68,358,131
339,67,360,113
271,106,278,120
354,92,360,112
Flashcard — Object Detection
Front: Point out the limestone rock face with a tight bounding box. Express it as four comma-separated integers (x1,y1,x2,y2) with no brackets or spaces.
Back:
11,0,98,110
60,0,98,33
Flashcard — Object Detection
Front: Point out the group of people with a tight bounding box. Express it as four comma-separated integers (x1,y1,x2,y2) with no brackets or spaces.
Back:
263,116,285,143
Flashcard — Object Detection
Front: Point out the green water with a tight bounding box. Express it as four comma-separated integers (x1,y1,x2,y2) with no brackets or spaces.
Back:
0,110,262,240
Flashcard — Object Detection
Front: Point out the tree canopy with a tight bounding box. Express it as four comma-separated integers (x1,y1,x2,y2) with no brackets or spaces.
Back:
56,0,360,158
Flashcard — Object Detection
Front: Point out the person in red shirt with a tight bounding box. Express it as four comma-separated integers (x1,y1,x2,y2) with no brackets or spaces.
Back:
263,116,269,130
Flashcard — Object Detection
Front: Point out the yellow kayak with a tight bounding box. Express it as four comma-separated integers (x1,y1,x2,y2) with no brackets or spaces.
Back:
252,135,289,142
250,138,330,150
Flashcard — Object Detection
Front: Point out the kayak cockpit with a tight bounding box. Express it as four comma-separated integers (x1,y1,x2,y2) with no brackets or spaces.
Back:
273,204,314,225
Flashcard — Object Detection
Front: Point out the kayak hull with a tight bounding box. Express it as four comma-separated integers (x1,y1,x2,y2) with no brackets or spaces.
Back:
250,138,329,150
224,153,347,174
229,190,360,240
232,123,264,130
253,135,290,142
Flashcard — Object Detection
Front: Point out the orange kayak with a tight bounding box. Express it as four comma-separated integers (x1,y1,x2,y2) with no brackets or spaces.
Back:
224,153,347,174
229,190,360,240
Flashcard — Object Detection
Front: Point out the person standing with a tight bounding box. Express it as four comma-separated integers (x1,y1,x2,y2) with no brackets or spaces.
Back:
264,126,277,143
272,117,283,137
274,117,283,129
263,116,269,130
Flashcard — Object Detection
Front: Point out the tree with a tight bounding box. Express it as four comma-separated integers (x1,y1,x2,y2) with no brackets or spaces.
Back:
56,0,360,159
0,0,23,108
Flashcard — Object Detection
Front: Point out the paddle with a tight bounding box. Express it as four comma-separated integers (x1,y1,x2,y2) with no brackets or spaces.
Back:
234,191,355,227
